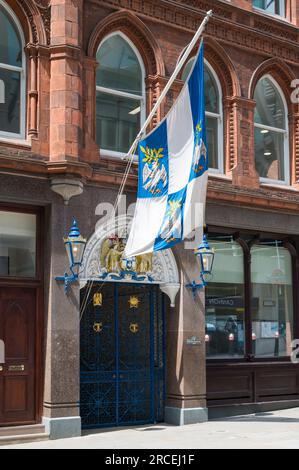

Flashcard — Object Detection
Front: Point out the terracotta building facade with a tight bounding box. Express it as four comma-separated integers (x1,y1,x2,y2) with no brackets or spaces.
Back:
1,0,299,439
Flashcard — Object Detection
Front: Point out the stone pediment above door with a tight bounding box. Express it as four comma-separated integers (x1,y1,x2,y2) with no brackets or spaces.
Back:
80,215,179,287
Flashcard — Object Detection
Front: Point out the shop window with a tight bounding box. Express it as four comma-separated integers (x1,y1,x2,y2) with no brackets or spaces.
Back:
182,59,223,172
96,32,145,155
0,1,25,139
251,243,293,357
205,237,245,358
0,210,36,278
253,0,286,17
254,76,289,183
205,233,295,361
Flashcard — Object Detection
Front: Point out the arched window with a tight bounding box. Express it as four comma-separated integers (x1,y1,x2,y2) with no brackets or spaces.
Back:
0,1,25,139
182,58,223,172
254,75,289,183
96,32,145,155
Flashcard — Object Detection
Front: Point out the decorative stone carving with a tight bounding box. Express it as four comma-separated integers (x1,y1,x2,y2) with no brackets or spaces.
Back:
159,283,180,308
80,215,180,293
37,2,51,45
50,178,84,205
17,0,50,45
18,0,38,43
94,0,299,63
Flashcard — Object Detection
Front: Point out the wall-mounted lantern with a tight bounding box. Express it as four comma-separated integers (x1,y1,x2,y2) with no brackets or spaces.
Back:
186,234,215,296
55,219,86,293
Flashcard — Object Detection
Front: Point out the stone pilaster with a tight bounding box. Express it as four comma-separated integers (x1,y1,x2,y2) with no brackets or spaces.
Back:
42,204,81,439
82,56,99,163
49,0,83,162
231,97,260,188
165,245,207,425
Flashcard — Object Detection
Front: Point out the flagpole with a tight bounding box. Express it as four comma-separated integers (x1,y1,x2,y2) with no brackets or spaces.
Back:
124,9,213,160
80,11,213,317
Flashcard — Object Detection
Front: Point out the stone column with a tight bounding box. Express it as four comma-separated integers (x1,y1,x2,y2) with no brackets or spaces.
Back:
42,205,81,439
26,44,38,137
31,46,50,158
165,246,208,425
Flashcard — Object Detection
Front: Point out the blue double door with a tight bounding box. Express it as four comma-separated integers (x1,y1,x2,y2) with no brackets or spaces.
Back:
80,283,165,428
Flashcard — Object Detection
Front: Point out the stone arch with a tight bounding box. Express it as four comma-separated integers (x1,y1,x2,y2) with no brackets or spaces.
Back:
178,37,240,98
5,0,49,45
80,215,180,305
204,37,240,98
249,58,296,109
87,9,165,77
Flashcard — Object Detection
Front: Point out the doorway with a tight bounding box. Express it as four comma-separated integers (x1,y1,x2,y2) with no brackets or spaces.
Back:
80,282,165,428
0,205,43,426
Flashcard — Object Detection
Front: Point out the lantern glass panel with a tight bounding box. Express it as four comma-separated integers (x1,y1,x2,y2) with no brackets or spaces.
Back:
65,242,73,267
203,252,214,273
72,241,85,265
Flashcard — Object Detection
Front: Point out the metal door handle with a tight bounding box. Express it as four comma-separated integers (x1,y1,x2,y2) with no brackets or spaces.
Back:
0,365,3,371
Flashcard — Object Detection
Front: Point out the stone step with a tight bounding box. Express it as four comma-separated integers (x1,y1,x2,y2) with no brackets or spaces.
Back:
0,432,49,446
0,424,46,437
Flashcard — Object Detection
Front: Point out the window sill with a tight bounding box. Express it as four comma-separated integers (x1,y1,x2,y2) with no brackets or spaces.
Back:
208,170,231,180
260,179,297,192
0,136,31,148
100,149,138,163
206,357,292,365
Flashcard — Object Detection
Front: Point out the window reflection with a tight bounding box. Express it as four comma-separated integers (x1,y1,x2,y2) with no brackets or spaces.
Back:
0,211,36,278
253,0,286,17
205,238,245,358
182,59,222,171
251,243,293,358
96,34,144,153
0,3,23,137
254,77,287,182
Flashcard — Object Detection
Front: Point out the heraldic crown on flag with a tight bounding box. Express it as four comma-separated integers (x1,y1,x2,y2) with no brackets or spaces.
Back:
124,42,208,258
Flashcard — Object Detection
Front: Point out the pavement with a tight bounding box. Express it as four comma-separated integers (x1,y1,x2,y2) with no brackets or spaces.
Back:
3,407,299,449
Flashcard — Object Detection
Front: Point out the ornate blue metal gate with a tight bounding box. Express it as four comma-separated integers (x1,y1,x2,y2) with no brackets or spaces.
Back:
80,283,165,428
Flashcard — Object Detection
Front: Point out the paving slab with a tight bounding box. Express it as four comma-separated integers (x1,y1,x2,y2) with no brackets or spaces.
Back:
3,408,299,449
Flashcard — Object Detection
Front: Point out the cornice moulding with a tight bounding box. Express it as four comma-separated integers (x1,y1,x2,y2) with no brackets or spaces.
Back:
90,0,299,64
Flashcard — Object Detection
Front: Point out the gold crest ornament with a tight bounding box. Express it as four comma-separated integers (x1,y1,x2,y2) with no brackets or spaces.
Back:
93,322,103,333
129,296,140,309
130,323,139,334
99,235,125,274
93,293,102,307
136,253,153,274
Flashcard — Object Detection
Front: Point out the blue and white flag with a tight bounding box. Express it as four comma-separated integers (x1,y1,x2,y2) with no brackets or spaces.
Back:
125,42,208,257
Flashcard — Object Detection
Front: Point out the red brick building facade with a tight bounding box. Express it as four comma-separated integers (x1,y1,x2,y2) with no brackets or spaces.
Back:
1,0,299,439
